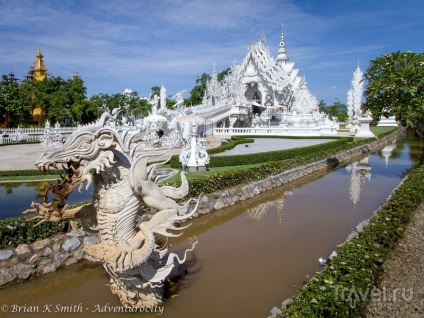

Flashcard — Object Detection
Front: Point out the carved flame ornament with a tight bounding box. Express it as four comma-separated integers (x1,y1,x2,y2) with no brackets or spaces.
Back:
24,109,200,307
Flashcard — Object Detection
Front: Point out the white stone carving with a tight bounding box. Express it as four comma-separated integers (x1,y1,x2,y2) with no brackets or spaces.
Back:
351,63,364,117
39,121,68,150
179,120,210,172
345,63,376,138
10,127,29,143
25,109,200,307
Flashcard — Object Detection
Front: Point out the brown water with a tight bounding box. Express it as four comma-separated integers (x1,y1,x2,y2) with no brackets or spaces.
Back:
0,131,422,318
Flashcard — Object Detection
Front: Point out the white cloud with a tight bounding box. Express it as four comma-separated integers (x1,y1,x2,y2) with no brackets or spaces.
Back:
1,0,423,102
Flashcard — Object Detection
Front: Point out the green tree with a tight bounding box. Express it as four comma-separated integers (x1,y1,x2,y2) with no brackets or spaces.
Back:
217,67,231,82
24,75,89,126
150,86,161,97
0,75,32,127
320,100,348,121
67,75,87,105
123,91,149,118
185,68,231,106
71,99,100,124
363,51,424,137
319,100,327,109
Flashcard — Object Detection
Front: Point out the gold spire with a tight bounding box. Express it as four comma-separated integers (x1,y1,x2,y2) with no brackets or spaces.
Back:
33,47,47,81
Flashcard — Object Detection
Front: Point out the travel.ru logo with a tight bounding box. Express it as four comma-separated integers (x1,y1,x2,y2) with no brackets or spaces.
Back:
330,285,414,309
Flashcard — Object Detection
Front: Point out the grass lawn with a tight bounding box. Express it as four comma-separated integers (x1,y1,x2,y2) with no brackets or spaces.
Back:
0,174,57,182
370,126,398,137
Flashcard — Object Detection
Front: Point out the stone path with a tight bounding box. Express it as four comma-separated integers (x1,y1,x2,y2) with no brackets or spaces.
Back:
0,143,43,170
0,138,223,171
366,202,424,317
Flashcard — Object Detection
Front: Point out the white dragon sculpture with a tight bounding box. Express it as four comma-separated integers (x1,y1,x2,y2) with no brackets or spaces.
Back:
24,109,200,307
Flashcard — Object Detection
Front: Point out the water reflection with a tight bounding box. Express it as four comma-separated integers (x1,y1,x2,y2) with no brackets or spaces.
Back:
0,181,93,220
246,191,292,226
381,140,397,167
346,156,372,206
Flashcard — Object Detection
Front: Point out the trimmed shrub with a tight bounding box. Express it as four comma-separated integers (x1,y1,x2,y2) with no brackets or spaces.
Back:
0,217,71,249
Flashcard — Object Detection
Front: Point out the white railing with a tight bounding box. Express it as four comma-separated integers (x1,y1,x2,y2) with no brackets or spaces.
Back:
213,126,338,137
1,127,77,136
0,135,41,144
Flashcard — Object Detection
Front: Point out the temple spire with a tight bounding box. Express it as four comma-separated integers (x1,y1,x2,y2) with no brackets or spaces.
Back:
276,23,288,64
33,47,47,81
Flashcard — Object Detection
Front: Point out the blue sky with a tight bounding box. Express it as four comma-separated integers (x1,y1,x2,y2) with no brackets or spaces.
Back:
1,0,423,104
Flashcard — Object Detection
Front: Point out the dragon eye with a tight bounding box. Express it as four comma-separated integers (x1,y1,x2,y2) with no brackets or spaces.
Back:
79,142,89,149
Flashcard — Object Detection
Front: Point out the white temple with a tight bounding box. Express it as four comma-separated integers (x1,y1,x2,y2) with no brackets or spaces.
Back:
191,24,338,136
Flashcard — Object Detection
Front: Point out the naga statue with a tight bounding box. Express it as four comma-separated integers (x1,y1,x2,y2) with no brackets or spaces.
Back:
24,109,200,307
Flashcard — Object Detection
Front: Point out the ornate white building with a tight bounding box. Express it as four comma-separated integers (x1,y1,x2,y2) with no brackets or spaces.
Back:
192,24,337,136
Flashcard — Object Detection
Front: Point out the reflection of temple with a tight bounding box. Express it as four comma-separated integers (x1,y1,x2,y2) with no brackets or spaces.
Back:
381,140,397,167
246,191,292,225
346,157,371,206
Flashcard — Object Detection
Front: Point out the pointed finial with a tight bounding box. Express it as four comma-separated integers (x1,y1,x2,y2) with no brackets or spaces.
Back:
276,21,288,63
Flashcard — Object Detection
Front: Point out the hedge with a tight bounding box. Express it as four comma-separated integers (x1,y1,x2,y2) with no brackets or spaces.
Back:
0,169,62,177
0,217,71,249
166,137,376,198
170,136,351,169
0,200,92,249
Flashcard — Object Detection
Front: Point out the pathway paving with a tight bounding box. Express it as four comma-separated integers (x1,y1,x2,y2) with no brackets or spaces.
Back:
366,202,424,317
0,143,43,171
0,138,223,171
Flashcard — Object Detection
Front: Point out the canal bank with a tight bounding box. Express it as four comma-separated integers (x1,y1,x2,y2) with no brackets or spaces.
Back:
269,132,424,317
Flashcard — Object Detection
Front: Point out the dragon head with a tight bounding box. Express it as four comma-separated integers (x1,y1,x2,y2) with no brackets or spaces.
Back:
36,128,128,190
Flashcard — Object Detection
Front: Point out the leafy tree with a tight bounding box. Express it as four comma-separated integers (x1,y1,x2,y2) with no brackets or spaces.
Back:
89,91,150,122
71,99,100,124
123,91,149,118
150,86,161,97
67,75,87,105
185,68,231,106
217,67,231,82
0,75,32,127
29,75,88,126
320,100,348,121
89,93,125,115
363,51,424,137
319,100,327,109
